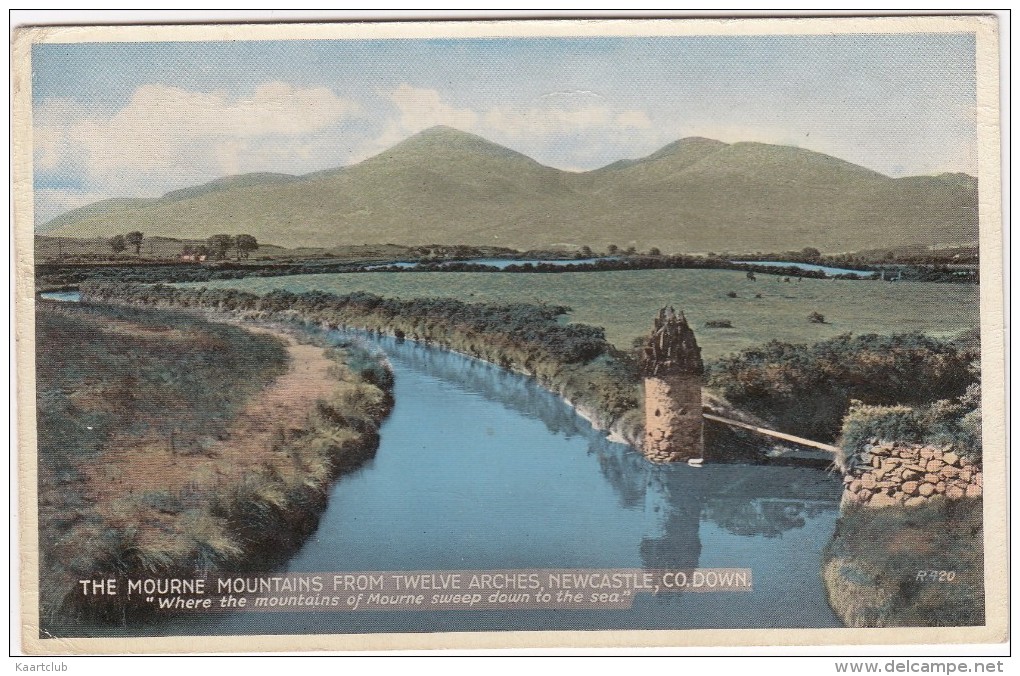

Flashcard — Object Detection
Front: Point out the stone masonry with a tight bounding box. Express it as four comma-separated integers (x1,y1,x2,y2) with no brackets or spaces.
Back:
640,307,704,463
842,440,983,509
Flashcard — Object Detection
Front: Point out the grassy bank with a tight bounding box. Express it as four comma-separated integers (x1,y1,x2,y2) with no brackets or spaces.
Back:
179,268,980,358
36,301,392,629
823,498,984,627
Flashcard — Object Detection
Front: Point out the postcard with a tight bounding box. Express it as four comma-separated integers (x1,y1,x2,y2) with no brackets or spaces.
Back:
12,15,1006,654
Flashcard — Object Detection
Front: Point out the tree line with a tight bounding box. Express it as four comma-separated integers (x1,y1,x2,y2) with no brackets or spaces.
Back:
107,232,259,260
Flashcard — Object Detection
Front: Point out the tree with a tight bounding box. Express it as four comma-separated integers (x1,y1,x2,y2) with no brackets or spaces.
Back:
125,231,144,255
208,234,234,260
235,234,259,260
108,234,126,254
579,245,593,257
607,244,619,255
648,247,661,256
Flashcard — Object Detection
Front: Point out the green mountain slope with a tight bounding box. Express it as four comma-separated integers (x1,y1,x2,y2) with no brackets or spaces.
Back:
40,126,979,253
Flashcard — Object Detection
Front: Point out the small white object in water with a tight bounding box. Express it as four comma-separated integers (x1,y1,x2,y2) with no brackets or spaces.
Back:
687,458,704,467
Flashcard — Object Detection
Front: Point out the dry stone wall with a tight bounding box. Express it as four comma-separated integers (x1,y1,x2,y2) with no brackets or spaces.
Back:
842,441,982,509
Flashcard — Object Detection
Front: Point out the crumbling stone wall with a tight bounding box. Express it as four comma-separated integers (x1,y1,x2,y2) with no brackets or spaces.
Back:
841,441,983,508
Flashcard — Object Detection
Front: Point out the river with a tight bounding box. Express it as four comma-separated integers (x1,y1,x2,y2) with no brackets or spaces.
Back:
729,260,877,278
364,257,621,270
197,328,841,635
40,294,844,634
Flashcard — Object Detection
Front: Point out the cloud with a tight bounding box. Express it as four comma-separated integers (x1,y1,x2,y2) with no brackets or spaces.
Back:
33,82,363,223
71,82,360,175
33,98,89,173
354,84,657,163
615,110,653,129
482,103,654,138
35,80,661,225
33,188,114,225
483,104,611,137
388,84,479,134
34,82,359,184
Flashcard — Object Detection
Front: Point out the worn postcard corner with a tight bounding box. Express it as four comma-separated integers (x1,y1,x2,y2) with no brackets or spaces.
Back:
12,14,1005,655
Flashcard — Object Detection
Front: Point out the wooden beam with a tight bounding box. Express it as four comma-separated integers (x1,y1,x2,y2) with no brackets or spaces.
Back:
703,413,841,454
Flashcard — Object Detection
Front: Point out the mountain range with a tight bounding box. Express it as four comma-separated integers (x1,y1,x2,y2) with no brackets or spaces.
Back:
40,126,979,253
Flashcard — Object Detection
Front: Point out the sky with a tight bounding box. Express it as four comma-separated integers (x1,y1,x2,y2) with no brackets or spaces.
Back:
31,33,978,225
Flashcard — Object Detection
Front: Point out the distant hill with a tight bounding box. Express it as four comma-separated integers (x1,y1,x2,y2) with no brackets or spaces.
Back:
39,126,979,253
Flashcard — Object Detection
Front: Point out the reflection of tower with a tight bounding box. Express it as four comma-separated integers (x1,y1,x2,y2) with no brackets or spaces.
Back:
640,307,705,463
639,469,702,570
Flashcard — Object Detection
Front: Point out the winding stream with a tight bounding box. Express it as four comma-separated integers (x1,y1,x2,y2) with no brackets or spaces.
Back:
41,294,844,634
210,328,842,634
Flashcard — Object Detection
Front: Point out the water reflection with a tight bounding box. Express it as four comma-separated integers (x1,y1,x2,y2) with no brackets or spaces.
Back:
332,328,840,570
357,330,596,440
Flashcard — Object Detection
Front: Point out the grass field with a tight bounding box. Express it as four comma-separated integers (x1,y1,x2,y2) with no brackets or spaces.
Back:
186,269,980,360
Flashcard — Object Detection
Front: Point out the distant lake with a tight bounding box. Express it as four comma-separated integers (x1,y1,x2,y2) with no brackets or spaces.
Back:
364,257,619,271
730,261,877,278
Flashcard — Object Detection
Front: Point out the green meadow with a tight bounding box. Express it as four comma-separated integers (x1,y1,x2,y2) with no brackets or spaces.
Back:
186,269,980,360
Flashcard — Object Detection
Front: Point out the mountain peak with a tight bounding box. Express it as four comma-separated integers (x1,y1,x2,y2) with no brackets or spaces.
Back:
645,136,729,161
378,125,539,165
597,136,729,171
412,124,469,138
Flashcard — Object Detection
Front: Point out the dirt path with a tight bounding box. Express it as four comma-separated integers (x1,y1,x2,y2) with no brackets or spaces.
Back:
86,323,339,510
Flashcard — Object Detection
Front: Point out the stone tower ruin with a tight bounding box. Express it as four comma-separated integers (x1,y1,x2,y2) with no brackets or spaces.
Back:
640,307,705,463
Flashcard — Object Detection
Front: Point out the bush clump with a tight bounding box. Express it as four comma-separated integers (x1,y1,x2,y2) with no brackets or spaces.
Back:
838,382,982,466
708,333,977,441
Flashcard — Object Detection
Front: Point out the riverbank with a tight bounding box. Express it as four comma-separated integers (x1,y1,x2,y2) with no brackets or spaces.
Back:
823,496,984,627
36,301,393,629
80,281,782,463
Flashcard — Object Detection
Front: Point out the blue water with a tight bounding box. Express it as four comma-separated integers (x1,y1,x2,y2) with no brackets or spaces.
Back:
730,261,877,278
201,330,843,635
364,257,619,270
39,290,82,302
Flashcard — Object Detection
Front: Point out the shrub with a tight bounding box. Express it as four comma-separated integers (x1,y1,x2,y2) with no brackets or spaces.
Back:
705,319,733,328
808,311,826,324
838,383,982,467
838,402,925,467
708,333,976,441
